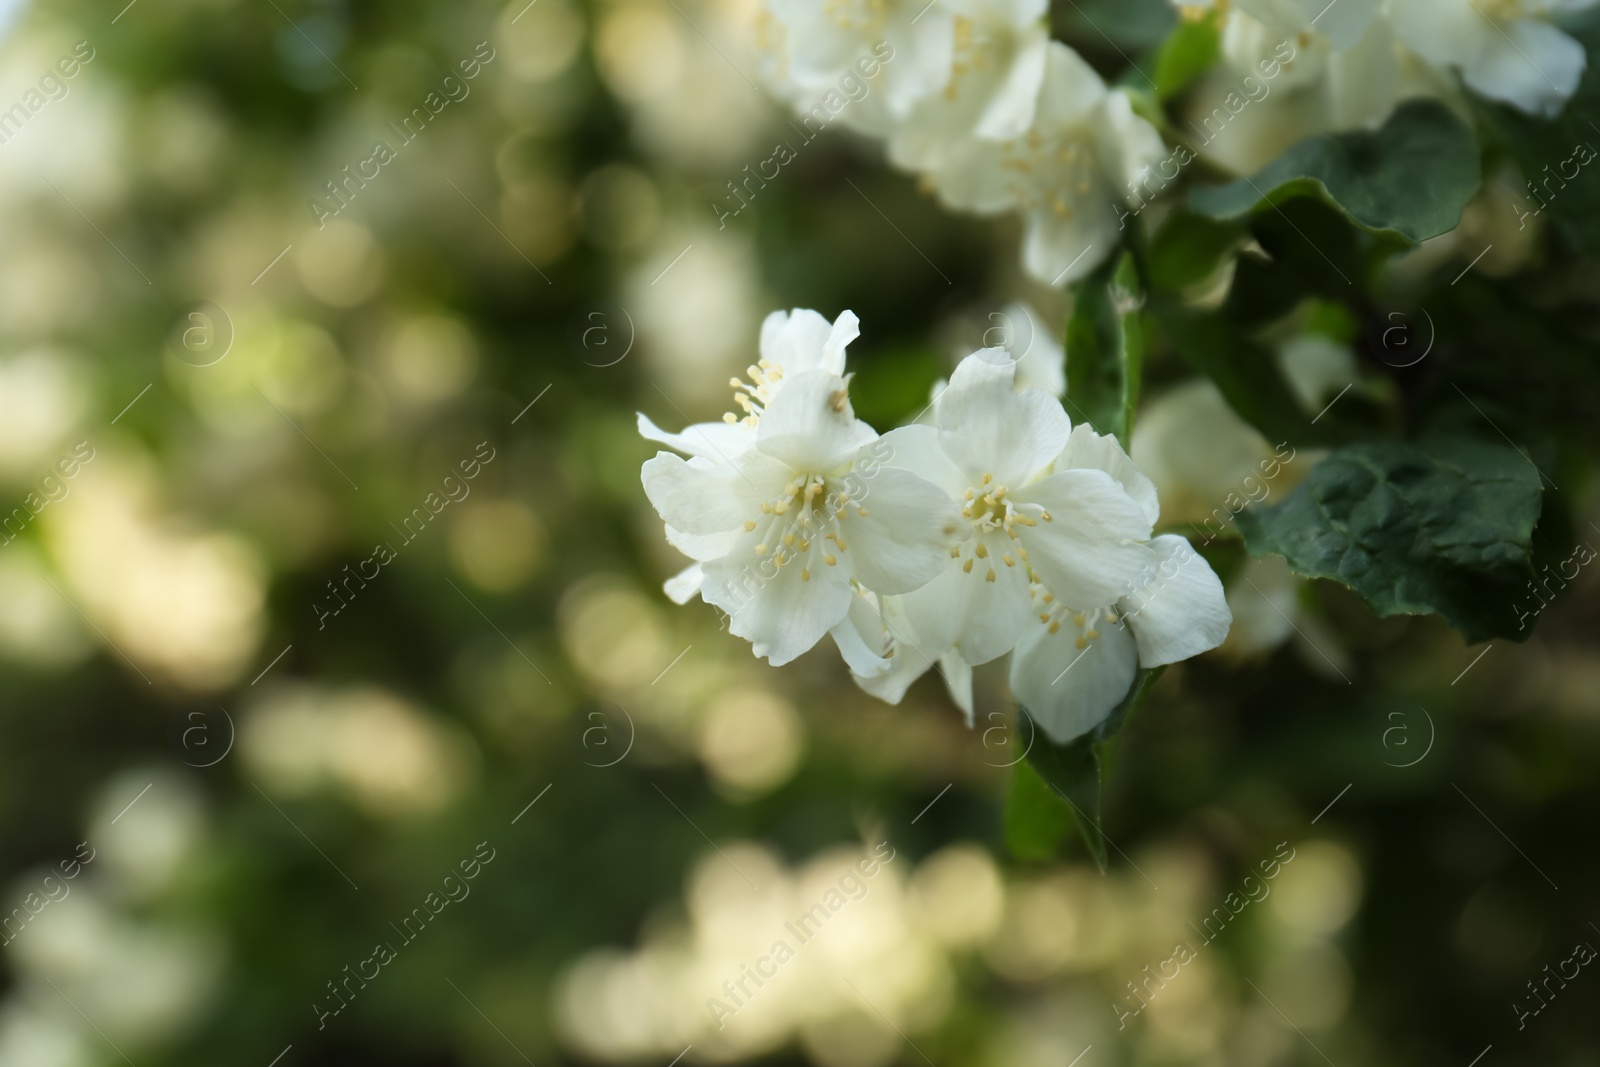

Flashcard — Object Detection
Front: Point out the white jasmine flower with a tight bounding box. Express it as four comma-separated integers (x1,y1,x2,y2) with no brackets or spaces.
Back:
1002,417,1228,742
885,0,1053,172
763,0,955,124
1389,0,1596,116
642,365,961,665
642,308,864,609
853,349,1227,738
930,42,1168,285
873,349,1135,667
1007,527,1228,742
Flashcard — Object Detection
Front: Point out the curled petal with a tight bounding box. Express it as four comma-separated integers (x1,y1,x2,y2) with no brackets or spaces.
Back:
637,412,754,463
664,563,703,605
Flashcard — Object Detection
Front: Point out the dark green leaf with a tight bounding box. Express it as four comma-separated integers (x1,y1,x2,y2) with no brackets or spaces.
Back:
1156,308,1333,447
1065,252,1144,448
1019,668,1166,870
1004,760,1076,862
1221,197,1387,320
1059,0,1175,50
1235,439,1543,643
1147,210,1243,292
1188,99,1481,244
1153,10,1220,100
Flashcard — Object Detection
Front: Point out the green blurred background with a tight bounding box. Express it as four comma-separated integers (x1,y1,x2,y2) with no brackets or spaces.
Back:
0,0,1596,1065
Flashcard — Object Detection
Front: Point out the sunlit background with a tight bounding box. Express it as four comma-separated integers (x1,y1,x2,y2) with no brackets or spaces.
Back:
0,0,1596,1065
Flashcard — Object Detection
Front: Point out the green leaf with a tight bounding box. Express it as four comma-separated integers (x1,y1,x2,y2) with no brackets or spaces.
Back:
1065,252,1144,448
1058,0,1175,49
1147,210,1243,292
1188,99,1481,244
1235,439,1544,643
1156,308,1333,447
1018,668,1165,870
1004,761,1076,862
1153,10,1220,100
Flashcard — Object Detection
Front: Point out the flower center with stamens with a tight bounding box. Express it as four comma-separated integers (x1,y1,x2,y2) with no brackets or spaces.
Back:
745,473,870,581
722,358,786,428
949,472,1050,581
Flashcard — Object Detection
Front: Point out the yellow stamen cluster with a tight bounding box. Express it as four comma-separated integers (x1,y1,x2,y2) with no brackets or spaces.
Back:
1037,599,1119,647
722,358,786,428
947,471,1052,582
822,0,892,34
746,471,869,578
996,127,1098,220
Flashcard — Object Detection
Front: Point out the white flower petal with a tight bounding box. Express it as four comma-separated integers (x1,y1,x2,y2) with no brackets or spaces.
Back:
664,524,741,562
1055,423,1161,527
896,546,1029,666
939,649,975,725
641,451,787,535
1460,17,1586,117
1092,90,1169,196
1009,610,1138,744
1002,301,1066,399
937,349,1072,485
758,308,859,377
941,0,1047,21
928,136,1028,214
1119,534,1231,665
877,424,969,494
1325,17,1406,129
636,412,754,463
1220,553,1299,657
1387,0,1485,69
664,563,703,605
952,541,1032,663
843,465,963,595
1021,186,1120,288
975,30,1049,140
1034,40,1108,129
756,368,878,472
701,535,855,665
1021,468,1155,605
831,587,893,676
852,594,942,703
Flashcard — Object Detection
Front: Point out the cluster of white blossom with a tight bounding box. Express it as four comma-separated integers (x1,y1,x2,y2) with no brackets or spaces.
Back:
1176,0,1595,172
752,0,1169,287
747,0,1593,279
640,309,1231,743
1202,0,1594,117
